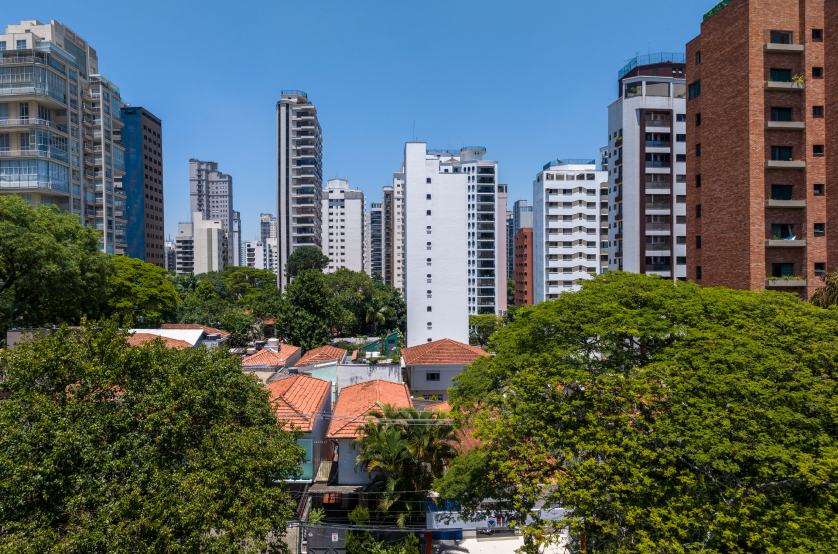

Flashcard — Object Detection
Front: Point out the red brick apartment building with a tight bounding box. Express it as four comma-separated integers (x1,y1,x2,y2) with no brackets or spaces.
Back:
686,0,834,299
514,227,533,307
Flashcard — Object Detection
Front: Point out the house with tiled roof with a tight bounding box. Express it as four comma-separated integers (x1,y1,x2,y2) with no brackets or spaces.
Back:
159,323,231,337
295,344,347,368
423,401,481,454
241,340,302,383
128,328,208,348
401,338,488,402
126,332,194,350
266,374,332,482
327,379,413,485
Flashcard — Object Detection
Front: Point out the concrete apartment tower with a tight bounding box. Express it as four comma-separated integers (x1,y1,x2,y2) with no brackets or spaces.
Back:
189,159,237,266
370,202,384,278
389,171,406,294
511,200,534,306
322,178,365,273
260,213,277,242
506,211,515,280
403,143,507,347
364,210,372,275
175,213,224,274
533,160,608,300
120,107,164,267
276,90,323,288
0,20,127,255
606,53,688,280
686,0,832,299
244,240,277,271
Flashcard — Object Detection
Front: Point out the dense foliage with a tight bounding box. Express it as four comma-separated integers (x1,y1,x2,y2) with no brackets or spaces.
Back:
284,246,329,280
436,272,838,554
106,256,178,326
344,507,420,554
0,321,303,553
468,314,502,347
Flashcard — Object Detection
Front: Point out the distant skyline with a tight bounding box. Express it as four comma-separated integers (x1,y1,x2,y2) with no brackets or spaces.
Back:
5,0,714,243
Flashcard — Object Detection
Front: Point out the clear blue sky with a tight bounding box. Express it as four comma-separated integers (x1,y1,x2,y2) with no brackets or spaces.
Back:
7,0,712,243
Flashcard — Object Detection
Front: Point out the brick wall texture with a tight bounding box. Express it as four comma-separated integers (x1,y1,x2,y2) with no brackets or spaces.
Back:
686,0,829,299
514,227,534,307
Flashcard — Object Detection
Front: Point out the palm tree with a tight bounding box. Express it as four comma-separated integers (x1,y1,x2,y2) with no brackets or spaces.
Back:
353,424,414,526
810,271,838,308
364,293,394,336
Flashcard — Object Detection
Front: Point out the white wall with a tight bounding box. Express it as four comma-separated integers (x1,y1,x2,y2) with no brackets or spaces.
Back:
337,437,371,485
322,179,365,273
407,363,468,401
192,212,224,274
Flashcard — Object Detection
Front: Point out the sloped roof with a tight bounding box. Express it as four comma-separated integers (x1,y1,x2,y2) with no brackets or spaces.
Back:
159,323,231,337
242,344,301,368
424,401,481,454
295,345,347,367
129,328,205,347
126,332,193,350
327,380,413,439
401,338,488,365
265,374,332,432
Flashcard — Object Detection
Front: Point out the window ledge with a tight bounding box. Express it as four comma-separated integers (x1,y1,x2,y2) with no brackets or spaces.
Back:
765,239,806,248
763,43,805,54
764,81,805,91
764,160,806,169
765,279,807,287
765,121,805,131
765,199,806,208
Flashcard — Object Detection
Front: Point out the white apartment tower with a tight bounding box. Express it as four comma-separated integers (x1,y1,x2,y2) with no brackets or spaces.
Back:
276,90,322,288
244,240,278,271
403,143,507,347
260,213,277,242
534,160,609,301
175,212,225,275
607,54,688,280
0,20,127,255
389,171,406,294
363,210,372,275
189,159,238,267
322,178,365,273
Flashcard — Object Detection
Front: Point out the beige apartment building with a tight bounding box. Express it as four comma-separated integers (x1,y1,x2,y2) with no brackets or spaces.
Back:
0,20,127,254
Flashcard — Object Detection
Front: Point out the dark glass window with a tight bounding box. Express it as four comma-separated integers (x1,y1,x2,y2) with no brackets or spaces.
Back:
815,223,825,236
771,107,792,121
676,114,686,122
696,144,702,157
771,185,793,200
688,80,701,99
814,184,824,196
815,262,826,275
676,154,687,162
677,256,687,265
770,69,792,82
696,205,702,218
676,134,686,142
812,29,823,41
696,174,702,188
813,106,824,118
696,266,702,280
813,67,823,78
696,113,702,126
814,145,824,157
772,263,794,277
771,146,793,161
696,236,702,249
770,31,793,44
771,224,794,240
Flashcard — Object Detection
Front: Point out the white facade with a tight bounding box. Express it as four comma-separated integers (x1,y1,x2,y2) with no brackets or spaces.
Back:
321,178,365,273
403,143,506,347
390,171,405,294
277,91,322,288
534,162,608,301
607,57,688,280
244,239,278,271
260,213,277,242
189,159,236,266
363,210,371,275
176,211,224,275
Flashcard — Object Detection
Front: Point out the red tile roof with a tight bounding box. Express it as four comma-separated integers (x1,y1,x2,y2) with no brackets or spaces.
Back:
327,380,413,439
159,324,230,337
242,344,301,368
295,345,347,367
265,374,332,432
424,401,481,454
401,338,488,365
126,332,193,350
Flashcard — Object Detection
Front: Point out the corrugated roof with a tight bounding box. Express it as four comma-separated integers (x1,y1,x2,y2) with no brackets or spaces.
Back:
401,338,488,365
295,345,347,367
265,374,332,432
327,380,413,439
242,344,301,368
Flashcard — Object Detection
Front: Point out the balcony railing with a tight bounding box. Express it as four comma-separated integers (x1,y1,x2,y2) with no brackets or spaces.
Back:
0,148,68,163
0,82,65,103
645,202,671,209
646,161,671,168
646,223,671,230
646,264,672,271
646,141,671,147
645,119,672,127
0,117,67,133
645,244,672,251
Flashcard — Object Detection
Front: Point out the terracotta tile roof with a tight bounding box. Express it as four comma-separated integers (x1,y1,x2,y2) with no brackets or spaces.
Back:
126,332,193,350
327,380,413,439
263,318,276,325
424,401,481,454
159,323,230,337
242,344,301,368
265,374,332,432
295,345,347,367
401,338,488,365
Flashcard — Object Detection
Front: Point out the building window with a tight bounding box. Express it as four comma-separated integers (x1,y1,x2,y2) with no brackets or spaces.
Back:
676,154,687,162
771,224,794,240
426,372,440,381
677,256,687,265
688,80,701,99
771,107,792,122
676,236,687,244
426,258,431,265
813,29,823,41
814,145,824,157
770,31,793,44
16,40,27,49
696,174,702,188
625,82,642,98
695,51,701,65
696,205,702,218
770,69,792,82
426,194,431,199
814,184,824,196
676,114,686,122
771,184,793,200
814,223,825,236
427,242,431,250
0,42,5,51
676,215,687,224
676,134,686,142
426,210,432,215
696,236,702,249
813,106,824,118
815,262,826,275
427,274,432,283
813,67,823,79
696,144,702,157
426,178,431,184
771,146,793,161
696,266,702,280
772,263,794,278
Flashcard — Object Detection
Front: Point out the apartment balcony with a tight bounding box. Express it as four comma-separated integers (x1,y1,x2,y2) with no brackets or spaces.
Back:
764,81,804,92
646,264,671,271
476,204,495,213
477,178,495,184
477,242,495,250
765,279,807,287
0,82,67,108
81,103,93,115
765,199,806,208
645,244,672,253
645,118,671,128
83,168,95,178
645,202,671,210
765,121,805,131
646,141,671,148
0,148,68,163
83,142,94,153
0,117,68,134
645,161,671,169
82,130,94,141
765,239,806,248
764,160,806,169
763,43,804,54
476,186,495,193
82,116,93,127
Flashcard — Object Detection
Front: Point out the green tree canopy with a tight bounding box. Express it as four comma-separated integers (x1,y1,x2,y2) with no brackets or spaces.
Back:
506,277,514,307
224,266,277,301
0,196,114,336
105,256,178,326
468,314,502,348
0,321,303,552
275,270,332,350
436,272,838,554
284,246,329,280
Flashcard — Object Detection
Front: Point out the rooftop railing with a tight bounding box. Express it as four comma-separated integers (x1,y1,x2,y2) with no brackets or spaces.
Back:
543,159,596,170
282,89,308,98
461,146,487,152
618,53,686,79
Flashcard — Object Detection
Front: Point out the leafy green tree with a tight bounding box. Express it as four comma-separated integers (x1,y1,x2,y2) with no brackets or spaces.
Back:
247,285,282,322
506,277,514,307
436,272,838,554
365,292,395,337
224,266,277,301
373,280,406,337
105,256,178,326
169,272,198,300
275,270,332,350
810,270,838,307
468,314,501,347
284,246,329,281
0,196,114,335
0,320,303,553
323,268,375,335
195,271,230,300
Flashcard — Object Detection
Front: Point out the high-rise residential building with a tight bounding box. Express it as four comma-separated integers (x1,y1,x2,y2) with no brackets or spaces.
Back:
514,227,534,307
390,171,406,294
276,90,323,288
403,143,507,347
534,160,608,300
364,210,372,275
322,178,365,273
175,212,224,275
260,213,277,243
370,202,384,278
189,159,237,267
607,53,688,281
506,211,514,280
687,0,832,299
120,107,164,267
512,199,534,234
231,210,241,267
382,185,395,284
244,240,277,271
0,20,127,255
165,238,176,272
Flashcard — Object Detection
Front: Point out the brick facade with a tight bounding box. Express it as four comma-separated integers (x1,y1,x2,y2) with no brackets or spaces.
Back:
514,227,533,307
686,0,829,299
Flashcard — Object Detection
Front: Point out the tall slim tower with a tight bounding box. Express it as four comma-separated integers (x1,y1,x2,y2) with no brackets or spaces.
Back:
276,90,323,288
189,159,236,266
322,178,365,273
